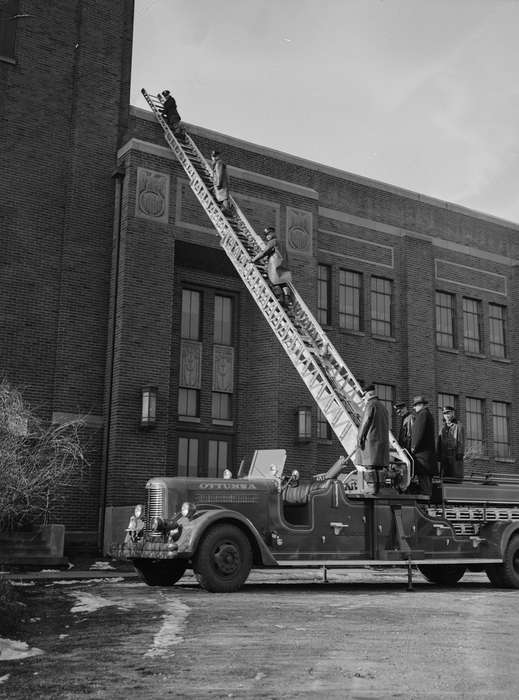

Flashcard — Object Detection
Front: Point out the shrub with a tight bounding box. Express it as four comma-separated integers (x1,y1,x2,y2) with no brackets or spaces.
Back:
0,576,24,635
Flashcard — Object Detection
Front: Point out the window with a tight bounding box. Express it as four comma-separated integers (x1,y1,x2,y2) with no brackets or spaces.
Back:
492,402,510,458
0,0,19,61
317,409,332,441
462,298,481,353
181,289,201,340
178,437,199,476
435,292,455,348
339,270,361,331
489,304,507,358
437,392,456,429
178,388,199,418
370,277,392,337
212,392,231,421
374,383,394,428
465,397,485,455
208,440,229,477
214,295,232,345
317,264,331,326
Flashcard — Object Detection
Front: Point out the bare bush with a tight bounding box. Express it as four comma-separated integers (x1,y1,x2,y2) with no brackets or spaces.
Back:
0,379,88,531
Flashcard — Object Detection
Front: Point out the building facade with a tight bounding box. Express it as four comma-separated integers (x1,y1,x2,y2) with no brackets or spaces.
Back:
2,2,518,550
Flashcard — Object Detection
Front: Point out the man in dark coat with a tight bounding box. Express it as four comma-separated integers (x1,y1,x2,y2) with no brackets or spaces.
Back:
357,385,389,491
160,90,181,133
437,405,465,482
409,395,437,496
394,401,414,451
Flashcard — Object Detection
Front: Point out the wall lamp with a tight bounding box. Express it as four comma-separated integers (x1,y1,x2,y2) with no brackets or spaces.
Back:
296,406,312,442
140,385,158,429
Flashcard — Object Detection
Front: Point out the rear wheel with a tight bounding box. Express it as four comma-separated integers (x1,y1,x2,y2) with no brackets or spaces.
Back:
418,564,466,586
134,559,187,586
193,523,252,593
500,535,519,588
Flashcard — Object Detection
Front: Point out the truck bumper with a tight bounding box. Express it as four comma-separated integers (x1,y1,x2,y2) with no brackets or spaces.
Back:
110,539,189,561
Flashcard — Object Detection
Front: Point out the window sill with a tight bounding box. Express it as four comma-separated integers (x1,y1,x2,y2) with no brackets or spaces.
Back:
317,439,334,445
495,457,515,464
469,455,489,461
465,352,486,359
372,335,396,343
491,356,511,364
339,329,365,338
0,56,16,65
178,416,200,423
212,419,233,427
437,346,459,354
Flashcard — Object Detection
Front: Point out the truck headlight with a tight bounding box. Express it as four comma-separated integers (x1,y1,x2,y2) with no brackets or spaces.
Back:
181,502,197,519
134,504,143,519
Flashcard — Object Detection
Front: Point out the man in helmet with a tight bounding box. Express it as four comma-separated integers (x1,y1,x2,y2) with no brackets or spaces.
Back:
159,89,182,134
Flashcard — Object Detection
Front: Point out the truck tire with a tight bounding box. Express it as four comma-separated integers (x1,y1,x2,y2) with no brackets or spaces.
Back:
134,559,187,586
499,534,519,588
193,523,252,593
418,564,466,586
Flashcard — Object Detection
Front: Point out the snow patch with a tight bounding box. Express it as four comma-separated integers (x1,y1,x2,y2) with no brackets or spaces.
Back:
89,561,115,570
50,577,124,587
10,581,35,587
69,591,135,614
144,598,190,658
0,638,43,661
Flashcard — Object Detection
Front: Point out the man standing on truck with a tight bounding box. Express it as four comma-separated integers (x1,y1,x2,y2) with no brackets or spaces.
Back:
437,405,465,482
357,385,389,493
394,400,414,451
409,395,437,496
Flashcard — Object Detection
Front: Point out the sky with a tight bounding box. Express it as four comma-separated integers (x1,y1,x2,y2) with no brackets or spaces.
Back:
132,0,519,225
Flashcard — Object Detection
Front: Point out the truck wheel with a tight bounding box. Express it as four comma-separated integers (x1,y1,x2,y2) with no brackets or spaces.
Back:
134,559,187,586
418,564,466,585
193,523,252,593
500,535,519,589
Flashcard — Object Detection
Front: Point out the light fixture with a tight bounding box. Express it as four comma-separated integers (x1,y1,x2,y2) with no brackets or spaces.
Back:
296,406,312,442
140,385,158,429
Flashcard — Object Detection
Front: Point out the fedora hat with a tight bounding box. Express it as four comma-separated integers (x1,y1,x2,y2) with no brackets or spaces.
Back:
413,395,428,406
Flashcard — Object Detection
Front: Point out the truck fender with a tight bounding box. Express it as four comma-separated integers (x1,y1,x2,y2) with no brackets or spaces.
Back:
183,509,278,566
498,522,519,558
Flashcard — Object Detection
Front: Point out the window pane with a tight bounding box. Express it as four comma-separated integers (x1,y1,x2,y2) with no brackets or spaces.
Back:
317,265,330,325
181,290,201,340
371,277,392,337
208,440,229,477
317,408,331,440
339,270,361,331
462,298,481,353
436,292,455,348
492,401,510,458
178,388,199,417
212,392,231,420
214,295,232,345
465,397,484,454
178,437,199,477
489,304,506,358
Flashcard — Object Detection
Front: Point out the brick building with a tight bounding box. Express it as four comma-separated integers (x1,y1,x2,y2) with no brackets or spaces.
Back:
2,1,518,551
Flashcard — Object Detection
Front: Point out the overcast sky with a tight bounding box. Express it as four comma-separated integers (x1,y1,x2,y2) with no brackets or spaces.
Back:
132,0,519,225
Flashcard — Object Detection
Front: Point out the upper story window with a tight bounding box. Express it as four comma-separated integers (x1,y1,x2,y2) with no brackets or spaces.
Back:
317,408,332,441
0,0,19,61
317,264,331,326
465,396,485,455
435,292,455,348
212,294,234,423
370,277,392,337
214,295,232,345
492,401,510,458
339,270,361,331
489,304,507,358
181,289,201,340
462,297,481,354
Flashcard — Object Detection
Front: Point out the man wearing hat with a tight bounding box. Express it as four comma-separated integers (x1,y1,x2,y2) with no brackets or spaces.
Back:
409,395,437,495
211,150,231,213
357,385,390,492
437,406,465,482
159,89,182,133
394,401,414,451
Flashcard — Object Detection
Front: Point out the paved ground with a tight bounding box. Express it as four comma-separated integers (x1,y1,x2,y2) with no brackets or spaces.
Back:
1,566,518,699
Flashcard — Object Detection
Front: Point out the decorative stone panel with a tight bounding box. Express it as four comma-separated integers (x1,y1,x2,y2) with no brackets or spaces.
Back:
212,345,234,393
135,167,170,224
286,207,313,256
435,259,507,296
179,340,202,388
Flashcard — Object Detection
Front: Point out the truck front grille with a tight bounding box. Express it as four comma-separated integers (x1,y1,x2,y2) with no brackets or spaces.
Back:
146,482,166,530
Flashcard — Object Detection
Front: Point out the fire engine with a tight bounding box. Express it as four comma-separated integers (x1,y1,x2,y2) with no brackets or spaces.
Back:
111,91,519,593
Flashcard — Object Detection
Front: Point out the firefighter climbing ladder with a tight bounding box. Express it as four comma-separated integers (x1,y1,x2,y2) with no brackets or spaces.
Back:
142,89,412,482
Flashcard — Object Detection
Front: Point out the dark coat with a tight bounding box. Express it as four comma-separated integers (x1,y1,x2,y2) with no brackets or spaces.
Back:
161,95,181,125
410,407,437,476
398,411,414,451
357,397,389,467
437,419,465,480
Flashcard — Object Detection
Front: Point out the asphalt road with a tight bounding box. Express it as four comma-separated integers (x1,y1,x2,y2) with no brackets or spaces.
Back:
1,568,518,699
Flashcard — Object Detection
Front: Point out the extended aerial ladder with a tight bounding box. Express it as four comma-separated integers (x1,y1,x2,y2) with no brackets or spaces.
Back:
141,89,412,488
